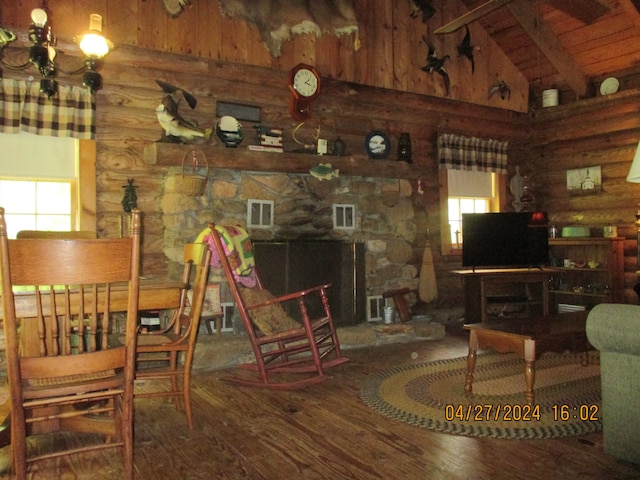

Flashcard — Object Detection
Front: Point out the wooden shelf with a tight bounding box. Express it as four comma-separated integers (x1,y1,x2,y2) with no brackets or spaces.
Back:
143,142,420,179
547,236,624,306
454,269,549,324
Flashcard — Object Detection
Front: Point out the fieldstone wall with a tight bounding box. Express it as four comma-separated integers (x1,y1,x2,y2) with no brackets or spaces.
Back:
161,166,427,316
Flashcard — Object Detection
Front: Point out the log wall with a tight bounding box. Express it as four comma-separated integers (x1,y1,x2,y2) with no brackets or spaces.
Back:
531,90,640,303
2,1,639,306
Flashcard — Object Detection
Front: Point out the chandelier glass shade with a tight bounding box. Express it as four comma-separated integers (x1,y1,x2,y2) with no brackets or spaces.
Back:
0,9,112,97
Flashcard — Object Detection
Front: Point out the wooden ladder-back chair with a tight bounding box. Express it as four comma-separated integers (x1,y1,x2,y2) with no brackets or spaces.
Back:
16,230,97,239
202,223,348,389
0,207,141,480
129,242,211,429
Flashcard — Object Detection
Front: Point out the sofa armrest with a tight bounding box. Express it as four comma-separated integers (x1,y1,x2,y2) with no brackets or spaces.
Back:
586,303,640,354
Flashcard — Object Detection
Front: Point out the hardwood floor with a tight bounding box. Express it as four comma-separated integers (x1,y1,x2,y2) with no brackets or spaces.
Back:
1,332,639,479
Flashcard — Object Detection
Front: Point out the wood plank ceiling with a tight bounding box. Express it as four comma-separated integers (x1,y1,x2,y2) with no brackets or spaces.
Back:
434,0,640,99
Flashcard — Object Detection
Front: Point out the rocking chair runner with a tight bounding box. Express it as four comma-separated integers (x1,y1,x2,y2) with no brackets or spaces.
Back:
203,223,348,389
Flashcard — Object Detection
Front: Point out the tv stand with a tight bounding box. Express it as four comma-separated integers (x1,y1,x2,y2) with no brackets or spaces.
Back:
455,269,550,324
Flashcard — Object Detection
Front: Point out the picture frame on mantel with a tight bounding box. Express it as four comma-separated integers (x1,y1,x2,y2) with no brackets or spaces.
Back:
566,166,602,195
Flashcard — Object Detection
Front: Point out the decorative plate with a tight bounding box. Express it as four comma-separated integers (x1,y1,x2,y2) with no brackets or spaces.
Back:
600,77,619,96
365,130,391,159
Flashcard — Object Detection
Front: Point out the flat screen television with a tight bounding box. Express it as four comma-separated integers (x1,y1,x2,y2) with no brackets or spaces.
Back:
462,212,549,270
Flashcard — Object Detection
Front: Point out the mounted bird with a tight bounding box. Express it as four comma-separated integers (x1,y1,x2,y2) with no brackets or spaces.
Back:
162,0,191,17
421,36,451,96
155,80,212,144
408,0,436,22
488,80,511,100
457,25,479,73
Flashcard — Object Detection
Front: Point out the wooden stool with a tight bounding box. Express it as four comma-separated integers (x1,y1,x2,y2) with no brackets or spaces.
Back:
382,288,412,322
202,314,223,335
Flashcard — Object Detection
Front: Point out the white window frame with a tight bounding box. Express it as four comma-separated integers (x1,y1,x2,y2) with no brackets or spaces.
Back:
439,169,504,256
333,203,355,230
0,134,96,236
367,295,385,322
247,199,274,228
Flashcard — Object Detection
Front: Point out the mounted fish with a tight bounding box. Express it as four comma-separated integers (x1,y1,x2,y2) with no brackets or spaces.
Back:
309,163,339,181
155,80,212,144
421,36,450,96
457,25,479,73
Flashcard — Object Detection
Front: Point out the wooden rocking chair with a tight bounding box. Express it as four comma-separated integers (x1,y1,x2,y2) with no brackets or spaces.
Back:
203,223,348,389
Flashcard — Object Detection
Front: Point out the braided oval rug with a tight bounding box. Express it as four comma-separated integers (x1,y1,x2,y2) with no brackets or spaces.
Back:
359,351,601,439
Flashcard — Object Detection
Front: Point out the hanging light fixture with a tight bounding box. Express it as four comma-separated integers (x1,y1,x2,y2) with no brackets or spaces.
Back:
0,8,112,97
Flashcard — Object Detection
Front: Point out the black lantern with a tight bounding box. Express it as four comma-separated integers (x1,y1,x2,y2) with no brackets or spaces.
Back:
398,132,412,163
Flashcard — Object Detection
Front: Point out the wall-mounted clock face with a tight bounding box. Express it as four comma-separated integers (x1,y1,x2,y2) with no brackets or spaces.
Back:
292,68,319,97
365,130,391,159
289,63,321,122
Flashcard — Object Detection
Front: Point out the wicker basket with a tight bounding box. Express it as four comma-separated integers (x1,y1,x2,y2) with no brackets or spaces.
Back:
176,149,209,196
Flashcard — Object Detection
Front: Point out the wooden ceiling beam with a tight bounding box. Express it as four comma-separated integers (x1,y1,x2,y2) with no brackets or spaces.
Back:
545,0,610,25
434,0,513,34
506,0,590,97
619,0,640,32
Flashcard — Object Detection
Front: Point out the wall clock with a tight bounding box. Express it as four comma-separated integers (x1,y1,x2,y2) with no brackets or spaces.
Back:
365,130,391,159
289,63,321,122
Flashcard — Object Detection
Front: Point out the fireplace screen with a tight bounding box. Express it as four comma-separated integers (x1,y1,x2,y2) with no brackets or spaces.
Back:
252,240,366,327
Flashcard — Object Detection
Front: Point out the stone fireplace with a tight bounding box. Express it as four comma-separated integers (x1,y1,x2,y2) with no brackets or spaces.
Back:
161,166,426,326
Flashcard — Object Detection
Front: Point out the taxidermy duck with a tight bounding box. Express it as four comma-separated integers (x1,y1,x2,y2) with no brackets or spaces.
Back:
155,80,212,143
408,0,436,22
457,25,478,73
488,80,511,100
421,36,450,96
162,0,190,18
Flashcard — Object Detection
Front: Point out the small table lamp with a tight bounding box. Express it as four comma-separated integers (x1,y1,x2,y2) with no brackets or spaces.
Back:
626,139,640,183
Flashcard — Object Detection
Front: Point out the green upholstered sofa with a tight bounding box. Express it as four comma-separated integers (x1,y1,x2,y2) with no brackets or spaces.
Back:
586,303,640,465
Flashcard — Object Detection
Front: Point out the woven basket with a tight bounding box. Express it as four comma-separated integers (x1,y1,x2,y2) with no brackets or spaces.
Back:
176,149,209,196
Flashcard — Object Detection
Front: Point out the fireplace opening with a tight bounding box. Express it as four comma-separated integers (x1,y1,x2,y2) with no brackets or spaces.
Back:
253,240,366,327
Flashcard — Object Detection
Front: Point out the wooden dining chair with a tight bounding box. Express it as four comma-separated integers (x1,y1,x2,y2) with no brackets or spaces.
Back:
127,242,211,429
16,230,97,239
0,207,141,480
202,223,348,389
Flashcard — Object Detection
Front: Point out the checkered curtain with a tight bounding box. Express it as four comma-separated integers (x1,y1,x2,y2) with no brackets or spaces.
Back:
437,133,508,174
0,79,95,139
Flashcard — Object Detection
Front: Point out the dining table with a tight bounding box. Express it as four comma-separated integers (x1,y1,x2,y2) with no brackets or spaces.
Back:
0,275,186,447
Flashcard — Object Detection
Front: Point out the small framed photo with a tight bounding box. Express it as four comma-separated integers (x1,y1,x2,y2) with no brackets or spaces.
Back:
566,166,601,194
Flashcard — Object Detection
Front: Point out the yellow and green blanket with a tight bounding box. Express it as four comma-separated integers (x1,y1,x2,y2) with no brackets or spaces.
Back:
196,224,257,288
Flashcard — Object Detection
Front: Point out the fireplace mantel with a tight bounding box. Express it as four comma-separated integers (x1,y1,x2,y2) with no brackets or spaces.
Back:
143,143,420,179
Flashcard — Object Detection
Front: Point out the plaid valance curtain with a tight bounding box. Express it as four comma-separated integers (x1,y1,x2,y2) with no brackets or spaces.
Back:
437,133,508,175
0,79,95,140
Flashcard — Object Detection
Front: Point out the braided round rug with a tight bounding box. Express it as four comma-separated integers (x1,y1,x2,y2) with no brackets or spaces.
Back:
359,351,601,439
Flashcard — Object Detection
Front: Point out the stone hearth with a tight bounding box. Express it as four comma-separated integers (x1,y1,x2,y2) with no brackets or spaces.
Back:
191,311,459,372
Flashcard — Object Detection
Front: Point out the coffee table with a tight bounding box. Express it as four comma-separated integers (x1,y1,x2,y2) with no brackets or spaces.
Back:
463,311,590,405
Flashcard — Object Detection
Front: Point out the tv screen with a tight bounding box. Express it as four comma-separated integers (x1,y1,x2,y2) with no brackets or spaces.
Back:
462,212,549,269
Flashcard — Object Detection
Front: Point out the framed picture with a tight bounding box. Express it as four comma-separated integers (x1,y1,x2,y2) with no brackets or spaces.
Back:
566,166,601,194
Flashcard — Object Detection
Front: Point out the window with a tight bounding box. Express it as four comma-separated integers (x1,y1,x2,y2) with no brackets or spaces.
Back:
0,133,96,238
440,169,504,254
0,179,74,238
367,295,385,322
333,204,355,230
447,197,490,247
247,199,274,228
